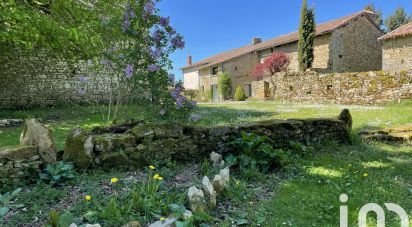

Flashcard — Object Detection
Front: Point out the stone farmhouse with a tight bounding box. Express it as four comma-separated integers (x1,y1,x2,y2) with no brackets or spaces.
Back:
379,21,412,73
182,10,384,100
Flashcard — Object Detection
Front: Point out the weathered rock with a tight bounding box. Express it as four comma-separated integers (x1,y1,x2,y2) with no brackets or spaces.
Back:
210,152,222,168
187,186,207,212
202,176,217,208
63,128,94,168
182,210,193,220
20,118,56,163
148,218,177,227
359,124,412,144
0,119,23,128
212,175,225,194
0,146,38,161
338,109,352,130
122,221,141,227
219,167,230,185
94,133,136,153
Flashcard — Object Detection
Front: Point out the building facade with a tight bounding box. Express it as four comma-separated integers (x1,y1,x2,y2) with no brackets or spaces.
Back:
182,10,384,101
379,22,412,73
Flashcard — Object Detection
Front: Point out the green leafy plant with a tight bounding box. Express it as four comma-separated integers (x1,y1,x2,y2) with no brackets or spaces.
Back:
47,210,75,227
226,132,291,173
234,86,246,101
0,188,24,219
39,161,76,186
218,72,232,101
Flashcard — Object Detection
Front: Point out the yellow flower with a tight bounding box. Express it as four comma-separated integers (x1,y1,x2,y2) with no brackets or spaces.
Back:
363,173,368,177
149,165,156,170
157,176,163,181
85,195,92,201
111,178,119,184
153,174,160,179
160,217,166,221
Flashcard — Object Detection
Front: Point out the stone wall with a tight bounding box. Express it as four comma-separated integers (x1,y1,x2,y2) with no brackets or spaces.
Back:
331,15,383,72
0,50,114,109
0,146,42,183
382,35,412,73
63,111,351,169
252,71,412,104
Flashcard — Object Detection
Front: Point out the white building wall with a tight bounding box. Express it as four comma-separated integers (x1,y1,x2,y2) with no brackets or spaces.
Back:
183,68,199,90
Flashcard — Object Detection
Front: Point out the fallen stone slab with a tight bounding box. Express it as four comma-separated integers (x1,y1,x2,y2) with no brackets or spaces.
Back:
0,119,24,128
359,124,412,145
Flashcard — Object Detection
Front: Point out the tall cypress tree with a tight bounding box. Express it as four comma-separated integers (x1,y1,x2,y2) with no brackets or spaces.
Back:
298,0,316,71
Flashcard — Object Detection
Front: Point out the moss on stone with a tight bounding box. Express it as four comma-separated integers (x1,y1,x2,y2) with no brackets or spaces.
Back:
63,128,94,168
0,146,37,161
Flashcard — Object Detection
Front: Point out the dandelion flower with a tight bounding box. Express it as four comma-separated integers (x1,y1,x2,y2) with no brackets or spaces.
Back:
153,174,160,179
111,178,119,184
157,176,163,181
85,195,92,201
149,165,156,170
160,217,166,221
363,173,368,177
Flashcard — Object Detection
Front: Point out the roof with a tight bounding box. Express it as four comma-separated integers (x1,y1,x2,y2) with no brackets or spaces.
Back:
379,22,412,41
181,10,380,71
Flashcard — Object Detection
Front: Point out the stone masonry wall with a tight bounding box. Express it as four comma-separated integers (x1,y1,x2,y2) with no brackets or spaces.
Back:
331,15,383,73
63,112,351,169
382,35,412,73
252,71,412,104
0,146,42,183
0,50,114,109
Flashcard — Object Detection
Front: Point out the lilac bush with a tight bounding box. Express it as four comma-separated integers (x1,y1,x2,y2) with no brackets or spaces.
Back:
92,0,194,121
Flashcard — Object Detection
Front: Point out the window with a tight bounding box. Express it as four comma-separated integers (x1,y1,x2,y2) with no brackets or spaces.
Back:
244,84,252,97
234,66,238,71
339,55,343,59
212,66,218,75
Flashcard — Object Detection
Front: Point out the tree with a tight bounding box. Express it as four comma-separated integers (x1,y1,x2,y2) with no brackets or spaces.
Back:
364,3,384,28
218,72,232,101
385,7,412,32
252,52,290,97
297,0,316,71
234,86,246,101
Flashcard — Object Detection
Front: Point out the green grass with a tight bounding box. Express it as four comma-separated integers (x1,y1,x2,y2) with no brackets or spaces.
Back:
1,101,411,226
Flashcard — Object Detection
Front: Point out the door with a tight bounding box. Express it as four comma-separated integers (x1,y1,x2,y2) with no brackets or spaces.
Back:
211,84,219,103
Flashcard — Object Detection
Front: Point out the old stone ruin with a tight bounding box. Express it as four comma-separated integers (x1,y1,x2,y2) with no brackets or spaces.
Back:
1,109,352,183
0,119,57,183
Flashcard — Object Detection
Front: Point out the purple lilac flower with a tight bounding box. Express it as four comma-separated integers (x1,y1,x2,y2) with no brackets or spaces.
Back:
168,28,176,35
148,64,160,72
171,35,185,49
122,17,131,32
159,17,170,27
188,100,197,108
144,0,155,15
79,88,86,95
176,96,187,109
189,114,201,122
79,76,87,82
150,48,162,59
159,109,166,115
151,29,162,43
125,64,134,78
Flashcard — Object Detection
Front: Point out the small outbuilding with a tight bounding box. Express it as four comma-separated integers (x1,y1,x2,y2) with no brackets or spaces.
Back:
379,22,412,73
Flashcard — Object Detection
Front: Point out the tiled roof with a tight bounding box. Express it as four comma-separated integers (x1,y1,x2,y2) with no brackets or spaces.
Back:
181,10,380,71
379,22,412,41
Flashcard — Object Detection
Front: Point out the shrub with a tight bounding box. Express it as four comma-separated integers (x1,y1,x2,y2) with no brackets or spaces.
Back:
184,89,199,100
218,72,232,100
225,132,291,173
234,86,247,101
252,52,291,80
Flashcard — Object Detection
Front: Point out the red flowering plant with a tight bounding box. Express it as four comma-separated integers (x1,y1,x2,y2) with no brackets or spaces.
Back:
252,52,290,97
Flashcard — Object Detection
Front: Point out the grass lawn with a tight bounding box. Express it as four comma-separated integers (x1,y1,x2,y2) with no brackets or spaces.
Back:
1,101,411,226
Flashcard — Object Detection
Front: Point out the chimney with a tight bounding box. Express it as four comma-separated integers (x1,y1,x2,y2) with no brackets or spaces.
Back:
187,55,192,65
252,37,262,45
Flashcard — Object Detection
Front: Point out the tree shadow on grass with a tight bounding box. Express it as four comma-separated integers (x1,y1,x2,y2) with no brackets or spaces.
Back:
264,140,412,226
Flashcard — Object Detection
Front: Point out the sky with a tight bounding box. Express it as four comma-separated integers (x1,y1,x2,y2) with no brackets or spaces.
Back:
157,0,412,81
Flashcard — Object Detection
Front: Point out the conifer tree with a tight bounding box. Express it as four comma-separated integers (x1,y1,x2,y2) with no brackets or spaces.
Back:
298,0,316,71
